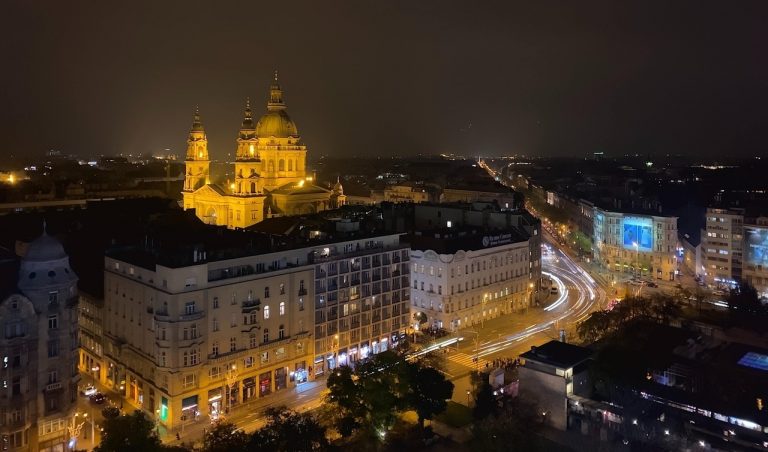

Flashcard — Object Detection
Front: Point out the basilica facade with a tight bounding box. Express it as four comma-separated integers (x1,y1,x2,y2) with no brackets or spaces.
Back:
182,73,344,229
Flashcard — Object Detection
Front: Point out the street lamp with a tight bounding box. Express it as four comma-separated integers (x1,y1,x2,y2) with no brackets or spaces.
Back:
67,413,86,450
225,364,239,414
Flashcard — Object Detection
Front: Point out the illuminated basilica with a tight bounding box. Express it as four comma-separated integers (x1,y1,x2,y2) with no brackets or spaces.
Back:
182,73,345,228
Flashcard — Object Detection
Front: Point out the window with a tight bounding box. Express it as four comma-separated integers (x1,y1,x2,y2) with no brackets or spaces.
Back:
182,351,189,366
261,351,269,363
263,328,269,343
159,351,167,367
11,376,20,396
182,374,195,389
230,314,237,327
48,291,58,304
209,366,221,379
264,305,270,319
279,302,285,316
212,318,219,332
264,287,270,298
48,370,58,384
230,337,237,352
48,315,58,330
249,334,257,348
280,283,285,295
190,349,198,365
184,301,196,315
213,297,219,309
299,280,305,292
190,324,197,339
298,298,304,311
244,356,254,368
47,340,59,358
212,342,219,356
278,325,285,340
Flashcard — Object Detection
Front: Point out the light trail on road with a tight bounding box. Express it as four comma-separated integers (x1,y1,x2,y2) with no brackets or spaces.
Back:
457,240,607,360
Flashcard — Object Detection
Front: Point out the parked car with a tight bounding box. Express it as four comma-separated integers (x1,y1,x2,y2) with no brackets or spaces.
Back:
89,392,107,404
81,384,97,397
647,282,658,288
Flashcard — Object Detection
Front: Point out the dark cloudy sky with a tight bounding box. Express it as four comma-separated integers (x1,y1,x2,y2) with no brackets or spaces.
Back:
2,1,768,163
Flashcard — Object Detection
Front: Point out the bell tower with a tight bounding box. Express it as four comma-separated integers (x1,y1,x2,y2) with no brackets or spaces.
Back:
183,108,210,192
234,99,262,196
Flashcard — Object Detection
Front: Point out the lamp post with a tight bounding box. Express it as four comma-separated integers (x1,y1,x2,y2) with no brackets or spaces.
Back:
67,412,85,450
225,363,239,415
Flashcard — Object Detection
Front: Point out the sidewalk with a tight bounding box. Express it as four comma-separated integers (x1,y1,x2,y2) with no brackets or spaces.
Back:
163,377,327,447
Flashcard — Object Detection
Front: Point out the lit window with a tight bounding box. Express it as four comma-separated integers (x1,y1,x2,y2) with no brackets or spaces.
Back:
279,302,285,316
264,305,270,319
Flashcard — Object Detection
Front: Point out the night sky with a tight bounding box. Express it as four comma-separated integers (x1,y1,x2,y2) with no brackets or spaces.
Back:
3,1,768,163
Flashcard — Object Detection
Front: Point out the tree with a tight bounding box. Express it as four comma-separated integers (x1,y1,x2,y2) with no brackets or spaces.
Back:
249,406,329,452
470,372,497,420
95,411,164,452
202,421,248,452
407,364,454,429
469,397,542,451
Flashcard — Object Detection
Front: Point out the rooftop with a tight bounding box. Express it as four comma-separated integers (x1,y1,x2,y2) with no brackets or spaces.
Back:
521,340,593,369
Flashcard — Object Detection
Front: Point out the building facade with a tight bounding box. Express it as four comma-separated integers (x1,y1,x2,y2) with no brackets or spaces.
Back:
311,234,410,374
701,207,745,290
410,231,535,331
593,209,678,281
181,73,344,229
0,232,80,452
102,228,408,430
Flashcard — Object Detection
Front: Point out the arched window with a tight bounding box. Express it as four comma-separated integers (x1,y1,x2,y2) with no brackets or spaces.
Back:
279,159,285,171
250,182,256,193
288,160,293,171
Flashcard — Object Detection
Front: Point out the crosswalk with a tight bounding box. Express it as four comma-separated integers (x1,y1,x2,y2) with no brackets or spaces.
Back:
447,352,490,370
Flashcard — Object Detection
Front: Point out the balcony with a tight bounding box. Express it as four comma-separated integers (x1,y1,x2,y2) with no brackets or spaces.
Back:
241,299,261,313
179,310,205,321
45,382,63,392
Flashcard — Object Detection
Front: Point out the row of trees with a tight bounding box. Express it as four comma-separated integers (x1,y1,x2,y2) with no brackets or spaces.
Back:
577,294,682,343
323,350,454,442
93,406,329,452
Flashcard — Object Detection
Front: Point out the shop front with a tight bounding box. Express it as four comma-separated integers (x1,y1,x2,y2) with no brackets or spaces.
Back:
259,372,272,397
180,395,199,422
207,388,223,421
293,361,308,384
275,367,288,391
242,377,256,402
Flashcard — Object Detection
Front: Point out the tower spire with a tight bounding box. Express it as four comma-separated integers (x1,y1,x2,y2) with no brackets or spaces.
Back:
191,106,204,132
241,97,255,130
268,70,284,110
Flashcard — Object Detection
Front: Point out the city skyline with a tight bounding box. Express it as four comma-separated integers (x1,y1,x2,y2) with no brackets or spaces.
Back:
3,0,768,164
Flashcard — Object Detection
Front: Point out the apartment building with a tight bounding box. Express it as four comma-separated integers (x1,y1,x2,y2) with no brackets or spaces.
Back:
101,212,409,430
701,207,745,289
0,232,80,452
410,228,535,331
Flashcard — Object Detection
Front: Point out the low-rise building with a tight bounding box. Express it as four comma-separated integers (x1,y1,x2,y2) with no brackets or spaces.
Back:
519,341,593,431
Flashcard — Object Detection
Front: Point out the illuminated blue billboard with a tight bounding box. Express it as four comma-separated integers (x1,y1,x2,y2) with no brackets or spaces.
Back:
622,217,653,251
745,226,768,266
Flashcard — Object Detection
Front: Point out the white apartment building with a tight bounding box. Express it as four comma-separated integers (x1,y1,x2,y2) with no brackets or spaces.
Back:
410,229,538,332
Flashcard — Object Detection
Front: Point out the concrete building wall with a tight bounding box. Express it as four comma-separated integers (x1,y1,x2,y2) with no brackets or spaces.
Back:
519,365,568,431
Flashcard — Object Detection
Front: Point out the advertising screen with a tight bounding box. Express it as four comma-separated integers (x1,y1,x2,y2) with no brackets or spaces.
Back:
622,217,653,251
745,226,768,266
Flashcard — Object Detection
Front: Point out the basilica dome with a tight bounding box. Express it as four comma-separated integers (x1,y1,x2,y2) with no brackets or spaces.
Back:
256,109,299,138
